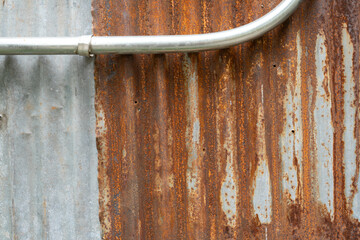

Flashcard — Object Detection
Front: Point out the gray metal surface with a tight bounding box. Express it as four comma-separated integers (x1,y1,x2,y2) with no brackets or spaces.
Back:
0,1,100,239
0,0,301,55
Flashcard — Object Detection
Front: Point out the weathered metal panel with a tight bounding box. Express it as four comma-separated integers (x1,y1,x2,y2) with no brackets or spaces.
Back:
0,1,100,239
93,0,360,239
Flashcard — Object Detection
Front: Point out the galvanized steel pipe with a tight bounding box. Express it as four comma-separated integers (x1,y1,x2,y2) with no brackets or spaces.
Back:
0,0,301,56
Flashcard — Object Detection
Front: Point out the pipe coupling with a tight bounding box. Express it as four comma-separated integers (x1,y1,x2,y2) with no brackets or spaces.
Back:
77,35,93,57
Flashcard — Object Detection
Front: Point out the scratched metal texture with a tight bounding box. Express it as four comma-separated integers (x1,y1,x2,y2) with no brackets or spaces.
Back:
93,0,360,239
0,0,100,239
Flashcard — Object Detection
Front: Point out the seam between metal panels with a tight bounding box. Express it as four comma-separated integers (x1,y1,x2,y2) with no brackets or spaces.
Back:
0,0,302,56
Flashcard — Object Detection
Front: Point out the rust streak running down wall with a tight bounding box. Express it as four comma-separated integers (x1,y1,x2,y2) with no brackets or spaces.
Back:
92,0,360,239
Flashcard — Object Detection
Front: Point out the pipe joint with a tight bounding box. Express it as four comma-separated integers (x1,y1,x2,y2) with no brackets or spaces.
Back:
77,35,93,57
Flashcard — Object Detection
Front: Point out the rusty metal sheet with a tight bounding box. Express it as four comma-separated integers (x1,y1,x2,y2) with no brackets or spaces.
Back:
0,0,100,239
93,0,360,238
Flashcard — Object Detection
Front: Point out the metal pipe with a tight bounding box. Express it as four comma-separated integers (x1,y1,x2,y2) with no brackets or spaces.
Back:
0,0,301,56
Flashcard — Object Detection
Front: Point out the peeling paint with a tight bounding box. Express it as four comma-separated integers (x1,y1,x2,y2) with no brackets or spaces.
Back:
184,54,201,194
281,31,303,203
217,55,238,231
184,53,206,238
342,23,357,215
314,32,334,220
253,84,272,224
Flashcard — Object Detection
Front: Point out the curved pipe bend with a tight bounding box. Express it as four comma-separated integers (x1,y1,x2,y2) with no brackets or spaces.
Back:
0,0,302,56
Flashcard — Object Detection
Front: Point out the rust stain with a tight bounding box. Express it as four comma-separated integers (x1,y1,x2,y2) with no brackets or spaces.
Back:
92,0,360,239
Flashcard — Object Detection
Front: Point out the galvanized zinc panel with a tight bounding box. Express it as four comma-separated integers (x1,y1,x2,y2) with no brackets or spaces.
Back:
0,1,100,239
93,0,360,239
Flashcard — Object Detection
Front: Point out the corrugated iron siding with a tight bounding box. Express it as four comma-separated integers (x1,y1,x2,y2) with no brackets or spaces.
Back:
0,0,100,239
93,0,360,239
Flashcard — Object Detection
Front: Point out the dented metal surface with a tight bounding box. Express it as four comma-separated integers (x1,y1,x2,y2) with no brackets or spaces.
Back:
93,0,360,238
0,0,100,239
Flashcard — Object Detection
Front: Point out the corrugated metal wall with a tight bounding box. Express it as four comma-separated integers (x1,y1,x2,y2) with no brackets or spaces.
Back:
0,1,100,239
93,0,360,239
1,0,360,239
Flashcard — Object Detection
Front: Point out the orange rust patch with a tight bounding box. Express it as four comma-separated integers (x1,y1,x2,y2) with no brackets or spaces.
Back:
92,0,360,239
